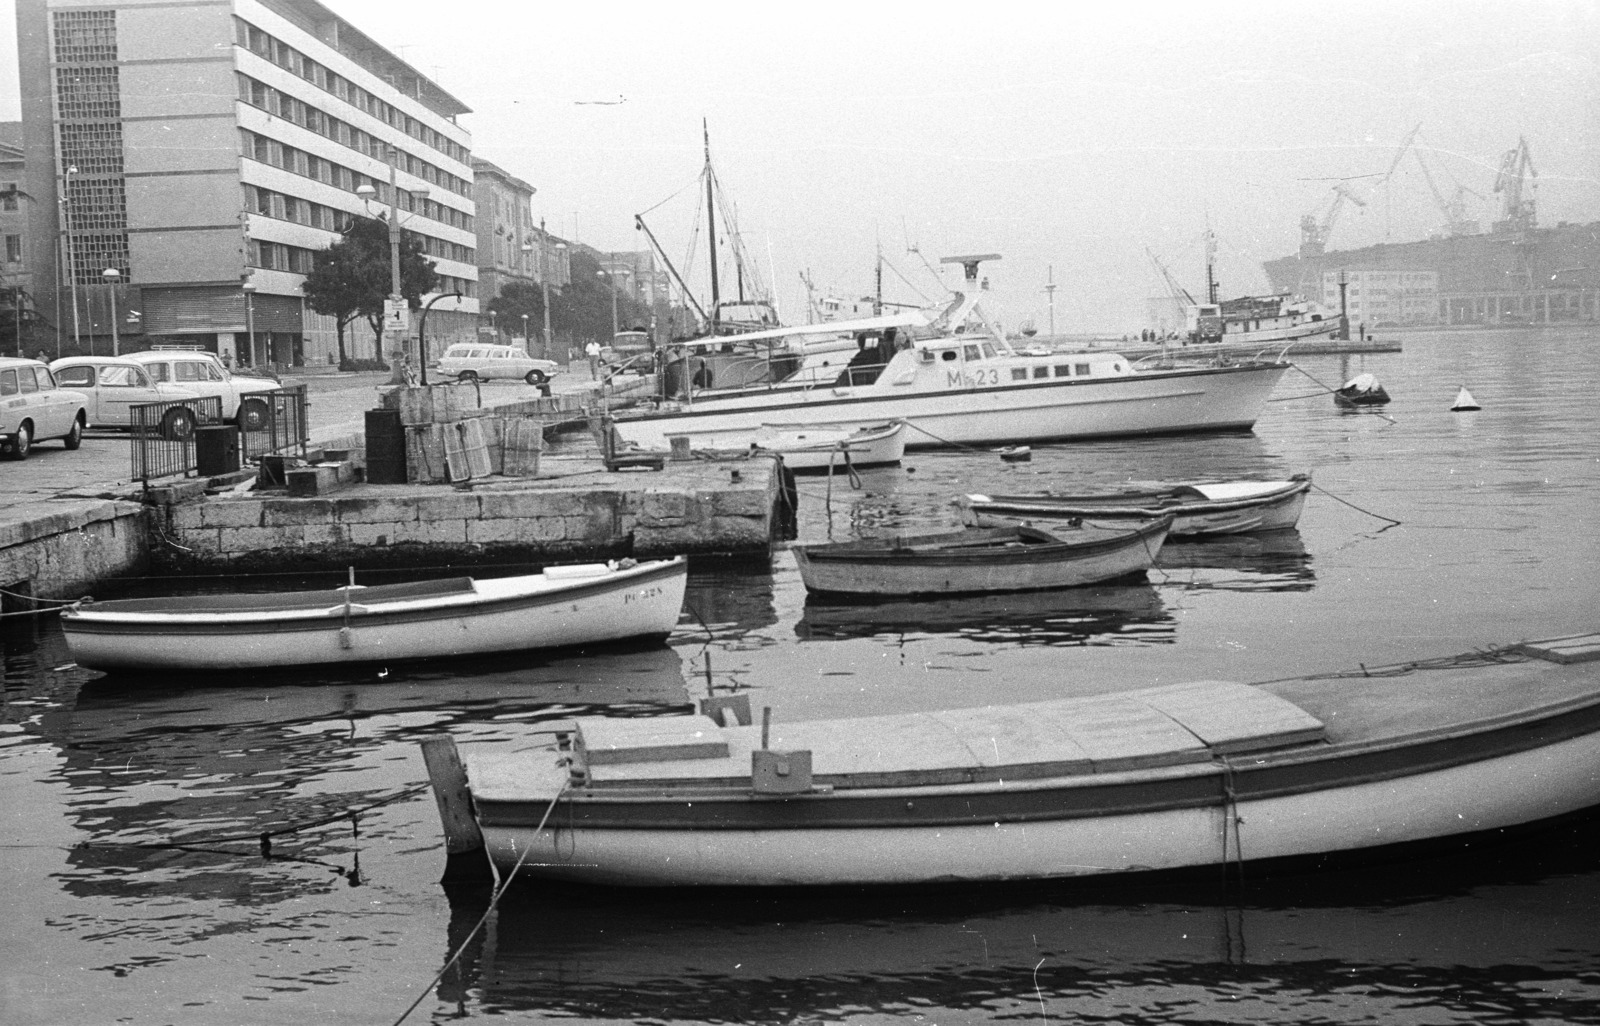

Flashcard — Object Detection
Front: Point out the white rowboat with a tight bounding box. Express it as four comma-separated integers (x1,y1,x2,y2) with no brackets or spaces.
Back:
958,475,1311,537
424,632,1600,888
61,558,688,672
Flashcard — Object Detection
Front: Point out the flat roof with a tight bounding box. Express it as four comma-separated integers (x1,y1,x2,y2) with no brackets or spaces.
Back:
262,0,473,120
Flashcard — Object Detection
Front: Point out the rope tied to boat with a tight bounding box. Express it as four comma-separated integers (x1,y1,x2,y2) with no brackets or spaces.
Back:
391,775,571,1026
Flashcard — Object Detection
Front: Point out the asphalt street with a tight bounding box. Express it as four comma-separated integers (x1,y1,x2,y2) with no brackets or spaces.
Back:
0,364,594,519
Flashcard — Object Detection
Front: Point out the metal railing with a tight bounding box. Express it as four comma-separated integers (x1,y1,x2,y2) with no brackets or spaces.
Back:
130,385,309,487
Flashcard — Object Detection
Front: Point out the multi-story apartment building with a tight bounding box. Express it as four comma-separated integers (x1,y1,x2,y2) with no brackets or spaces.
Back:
1320,269,1440,327
1,123,31,353
15,0,478,369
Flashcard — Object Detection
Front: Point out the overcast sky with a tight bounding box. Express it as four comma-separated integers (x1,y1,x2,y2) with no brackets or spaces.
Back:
4,0,1597,331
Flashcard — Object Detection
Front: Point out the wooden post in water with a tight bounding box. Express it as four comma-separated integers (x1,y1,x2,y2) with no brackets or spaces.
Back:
420,736,493,883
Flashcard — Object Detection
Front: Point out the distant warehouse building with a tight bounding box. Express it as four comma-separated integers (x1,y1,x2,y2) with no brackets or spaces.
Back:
15,0,478,368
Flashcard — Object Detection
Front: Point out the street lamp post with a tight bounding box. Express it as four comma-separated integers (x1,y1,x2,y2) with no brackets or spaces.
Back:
101,267,121,356
61,165,80,350
242,281,256,367
521,313,529,351
417,290,461,388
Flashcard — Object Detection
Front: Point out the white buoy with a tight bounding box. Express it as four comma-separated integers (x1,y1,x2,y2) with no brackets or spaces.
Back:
1451,386,1480,412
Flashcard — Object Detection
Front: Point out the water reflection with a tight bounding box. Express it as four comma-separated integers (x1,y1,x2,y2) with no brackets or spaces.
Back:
796,581,1172,647
1154,529,1315,593
435,813,1600,1023
45,645,692,904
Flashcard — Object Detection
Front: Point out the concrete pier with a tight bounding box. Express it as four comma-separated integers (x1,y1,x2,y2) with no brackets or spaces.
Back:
145,453,787,574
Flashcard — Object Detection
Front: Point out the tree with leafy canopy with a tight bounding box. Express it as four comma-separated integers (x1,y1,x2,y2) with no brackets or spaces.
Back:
302,215,439,369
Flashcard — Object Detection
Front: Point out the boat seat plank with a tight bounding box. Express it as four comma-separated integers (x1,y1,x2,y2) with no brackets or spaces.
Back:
466,750,573,803
1514,634,1600,665
1134,680,1326,753
575,681,1326,788
578,716,730,765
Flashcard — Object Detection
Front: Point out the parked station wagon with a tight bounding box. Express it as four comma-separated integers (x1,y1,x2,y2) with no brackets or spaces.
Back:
436,343,560,385
51,356,205,439
1,357,89,460
126,349,280,431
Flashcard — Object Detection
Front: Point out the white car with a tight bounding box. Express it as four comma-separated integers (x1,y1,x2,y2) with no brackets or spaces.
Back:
436,343,560,385
126,350,280,431
1,357,88,459
51,356,205,439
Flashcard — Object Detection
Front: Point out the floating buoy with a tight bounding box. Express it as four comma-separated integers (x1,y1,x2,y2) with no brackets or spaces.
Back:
999,446,1032,463
1451,386,1480,412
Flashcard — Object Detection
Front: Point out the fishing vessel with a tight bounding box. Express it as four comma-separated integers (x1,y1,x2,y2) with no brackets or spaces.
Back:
611,256,1291,451
422,631,1600,887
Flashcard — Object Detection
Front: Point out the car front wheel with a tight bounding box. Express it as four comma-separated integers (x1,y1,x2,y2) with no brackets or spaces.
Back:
63,415,84,450
525,369,547,386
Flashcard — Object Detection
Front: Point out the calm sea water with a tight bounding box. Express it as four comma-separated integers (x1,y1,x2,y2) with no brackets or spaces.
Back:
2,326,1597,1025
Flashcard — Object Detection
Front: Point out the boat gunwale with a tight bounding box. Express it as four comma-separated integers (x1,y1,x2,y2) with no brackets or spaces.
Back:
964,478,1311,519
794,517,1171,568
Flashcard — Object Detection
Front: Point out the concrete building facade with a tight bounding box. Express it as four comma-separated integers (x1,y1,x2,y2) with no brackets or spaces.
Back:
15,0,478,369
1,123,31,354
1320,269,1439,327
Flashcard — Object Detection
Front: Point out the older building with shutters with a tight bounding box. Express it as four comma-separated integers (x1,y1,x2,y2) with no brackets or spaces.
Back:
15,0,478,369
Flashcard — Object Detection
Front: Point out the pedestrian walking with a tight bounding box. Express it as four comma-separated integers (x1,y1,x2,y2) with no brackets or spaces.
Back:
585,340,602,379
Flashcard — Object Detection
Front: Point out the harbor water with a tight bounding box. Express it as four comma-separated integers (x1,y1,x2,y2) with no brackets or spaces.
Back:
2,326,1598,1025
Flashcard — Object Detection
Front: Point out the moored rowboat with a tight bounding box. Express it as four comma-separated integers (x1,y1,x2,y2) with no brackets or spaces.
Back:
423,631,1600,888
60,558,688,672
791,517,1172,597
958,474,1310,536
665,419,906,471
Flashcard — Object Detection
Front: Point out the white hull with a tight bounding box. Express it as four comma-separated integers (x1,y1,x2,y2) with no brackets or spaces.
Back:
477,726,1597,887
667,420,906,470
615,362,1289,451
63,559,688,672
961,478,1311,536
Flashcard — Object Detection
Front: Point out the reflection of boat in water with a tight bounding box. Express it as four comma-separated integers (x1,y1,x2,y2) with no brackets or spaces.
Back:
432,810,1600,1019
795,581,1172,647
1154,529,1315,592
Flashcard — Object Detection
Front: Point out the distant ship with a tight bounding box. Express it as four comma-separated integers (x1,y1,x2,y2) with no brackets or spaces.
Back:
1262,136,1600,329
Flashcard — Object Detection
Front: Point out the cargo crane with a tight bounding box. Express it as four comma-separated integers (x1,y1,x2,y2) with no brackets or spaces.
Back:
1299,180,1369,258
1492,136,1538,234
1385,124,1484,238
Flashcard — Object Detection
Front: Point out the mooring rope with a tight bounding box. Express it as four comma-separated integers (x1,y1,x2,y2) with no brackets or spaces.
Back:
1310,481,1402,526
390,776,571,1026
1249,644,1529,687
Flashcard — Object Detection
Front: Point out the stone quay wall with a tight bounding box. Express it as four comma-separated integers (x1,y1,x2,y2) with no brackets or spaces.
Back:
0,500,149,608
147,459,786,575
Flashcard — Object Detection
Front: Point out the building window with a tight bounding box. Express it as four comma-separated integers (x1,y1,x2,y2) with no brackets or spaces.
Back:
4,235,21,263
0,184,16,211
52,9,118,63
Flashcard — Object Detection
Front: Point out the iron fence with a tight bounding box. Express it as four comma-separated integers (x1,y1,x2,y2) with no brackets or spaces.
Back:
130,384,309,488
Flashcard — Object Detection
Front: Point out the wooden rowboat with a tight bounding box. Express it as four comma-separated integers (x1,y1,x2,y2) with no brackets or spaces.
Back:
60,558,688,673
665,419,906,471
958,474,1310,537
790,516,1172,598
422,631,1600,888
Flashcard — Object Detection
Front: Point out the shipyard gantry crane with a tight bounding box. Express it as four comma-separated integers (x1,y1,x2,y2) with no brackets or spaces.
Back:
1385,124,1484,238
1493,136,1538,234
1299,180,1369,258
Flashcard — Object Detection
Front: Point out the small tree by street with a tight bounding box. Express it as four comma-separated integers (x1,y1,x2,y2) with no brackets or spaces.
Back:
487,280,544,344
303,215,439,370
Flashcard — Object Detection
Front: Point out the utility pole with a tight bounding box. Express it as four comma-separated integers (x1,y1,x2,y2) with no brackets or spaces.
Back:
384,147,407,384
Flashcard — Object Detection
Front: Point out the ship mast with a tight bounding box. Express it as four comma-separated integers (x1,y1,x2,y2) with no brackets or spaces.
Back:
703,119,721,330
